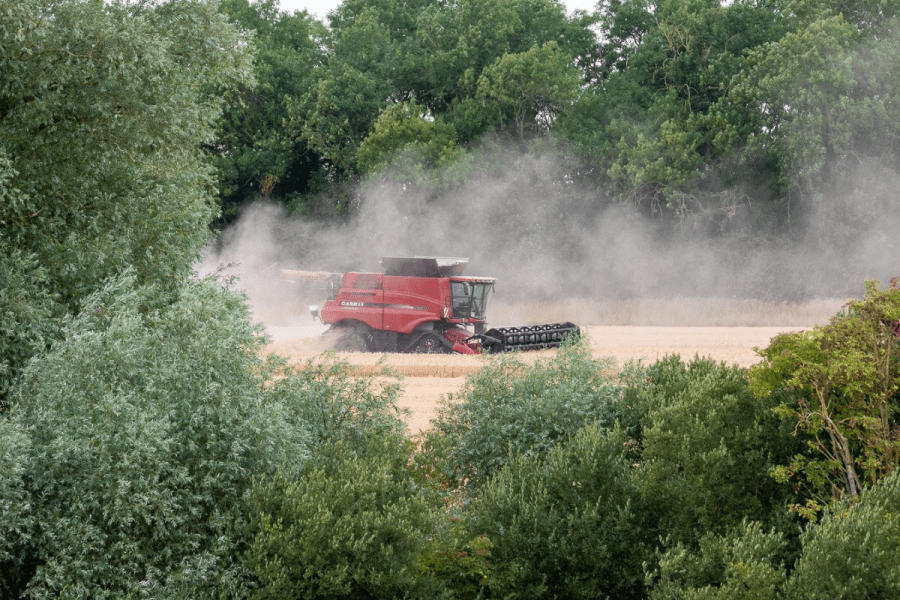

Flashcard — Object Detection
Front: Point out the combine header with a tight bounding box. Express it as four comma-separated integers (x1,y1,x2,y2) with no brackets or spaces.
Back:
282,256,579,354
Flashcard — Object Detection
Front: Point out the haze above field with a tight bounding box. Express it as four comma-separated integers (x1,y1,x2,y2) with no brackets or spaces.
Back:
199,0,900,326
200,149,898,326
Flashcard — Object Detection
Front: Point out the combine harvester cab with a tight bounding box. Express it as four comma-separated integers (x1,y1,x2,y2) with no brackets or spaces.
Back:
283,256,579,354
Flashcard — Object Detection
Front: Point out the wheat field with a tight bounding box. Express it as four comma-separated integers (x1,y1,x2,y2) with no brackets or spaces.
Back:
263,298,845,431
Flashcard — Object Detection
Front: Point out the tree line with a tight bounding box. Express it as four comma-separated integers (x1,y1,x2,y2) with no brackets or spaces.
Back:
214,0,899,237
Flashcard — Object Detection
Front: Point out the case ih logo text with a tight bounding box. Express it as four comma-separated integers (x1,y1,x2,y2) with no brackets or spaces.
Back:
340,301,366,307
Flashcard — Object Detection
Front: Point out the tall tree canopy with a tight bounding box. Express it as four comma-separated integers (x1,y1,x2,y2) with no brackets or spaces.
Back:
203,0,900,245
215,0,327,221
0,0,253,407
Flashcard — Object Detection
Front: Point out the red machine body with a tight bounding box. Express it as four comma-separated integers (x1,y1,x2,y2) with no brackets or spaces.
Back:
311,257,493,354
295,256,579,354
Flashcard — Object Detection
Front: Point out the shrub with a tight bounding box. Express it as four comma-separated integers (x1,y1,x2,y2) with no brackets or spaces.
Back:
417,524,495,600
245,433,440,599
468,425,648,599
648,468,900,599
648,521,788,600
430,338,631,489
626,355,800,547
267,354,406,452
785,470,900,599
0,419,34,598
0,275,308,598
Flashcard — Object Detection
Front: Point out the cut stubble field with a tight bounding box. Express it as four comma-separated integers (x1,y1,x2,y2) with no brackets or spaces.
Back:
264,297,847,433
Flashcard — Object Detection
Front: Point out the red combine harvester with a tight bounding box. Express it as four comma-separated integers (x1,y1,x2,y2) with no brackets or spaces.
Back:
282,256,579,354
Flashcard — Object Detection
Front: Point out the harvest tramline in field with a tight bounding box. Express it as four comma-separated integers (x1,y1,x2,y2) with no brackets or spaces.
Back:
282,256,580,354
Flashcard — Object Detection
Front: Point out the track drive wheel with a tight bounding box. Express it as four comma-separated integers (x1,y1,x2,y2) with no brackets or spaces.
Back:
331,329,369,352
413,333,446,354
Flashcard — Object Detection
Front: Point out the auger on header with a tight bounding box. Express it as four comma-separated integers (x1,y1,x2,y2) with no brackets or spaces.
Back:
476,322,581,353
282,256,580,354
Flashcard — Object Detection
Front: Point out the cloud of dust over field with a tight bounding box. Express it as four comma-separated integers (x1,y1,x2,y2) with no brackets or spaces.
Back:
200,150,900,328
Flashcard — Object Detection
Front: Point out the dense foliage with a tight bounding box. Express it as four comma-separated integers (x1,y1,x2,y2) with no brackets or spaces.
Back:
625,355,801,546
246,434,438,599
468,425,648,599
0,0,253,409
426,340,629,488
213,0,900,244
0,276,310,597
749,279,900,514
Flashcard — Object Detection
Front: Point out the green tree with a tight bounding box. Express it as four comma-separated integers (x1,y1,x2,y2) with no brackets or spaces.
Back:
706,3,900,218
414,0,595,108
356,101,470,192
290,0,596,177
215,0,328,222
0,407,33,598
0,154,56,409
356,102,459,173
594,0,655,78
0,0,252,406
292,60,393,174
649,471,900,599
749,280,900,512
288,2,405,175
0,275,309,597
596,0,790,221
477,41,582,140
721,15,859,197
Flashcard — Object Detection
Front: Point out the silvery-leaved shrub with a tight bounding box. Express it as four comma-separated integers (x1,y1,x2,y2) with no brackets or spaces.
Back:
266,353,407,452
0,275,309,598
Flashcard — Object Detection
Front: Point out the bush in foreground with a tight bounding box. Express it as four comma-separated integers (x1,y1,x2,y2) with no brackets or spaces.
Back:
468,425,648,599
427,338,632,490
647,471,900,599
245,433,440,599
626,355,800,548
786,470,900,599
267,354,406,452
0,276,308,598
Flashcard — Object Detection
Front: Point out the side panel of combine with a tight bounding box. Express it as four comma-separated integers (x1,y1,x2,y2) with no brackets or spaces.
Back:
381,276,447,334
320,273,385,331
300,257,580,355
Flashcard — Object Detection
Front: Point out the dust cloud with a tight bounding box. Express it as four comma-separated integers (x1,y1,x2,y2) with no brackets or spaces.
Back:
198,150,899,329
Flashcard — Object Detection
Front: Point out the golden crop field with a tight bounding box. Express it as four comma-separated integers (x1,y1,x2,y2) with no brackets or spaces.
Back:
264,297,846,432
